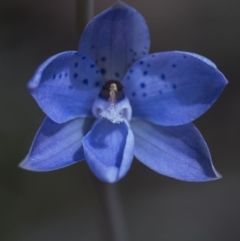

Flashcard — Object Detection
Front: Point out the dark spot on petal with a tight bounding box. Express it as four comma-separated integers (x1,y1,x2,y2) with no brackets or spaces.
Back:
143,71,148,76
101,57,106,62
183,55,187,58
142,93,147,97
172,84,177,89
129,48,133,52
159,90,162,94
59,74,62,79
74,73,78,78
68,85,73,89
65,73,68,77
115,72,119,78
140,82,146,88
92,45,95,49
130,69,133,73
96,70,99,74
139,61,144,65
82,56,86,60
142,51,146,55
151,54,156,57
161,74,165,80
75,62,78,68
53,74,56,79
144,46,148,49
147,64,151,67
127,76,130,80
90,64,95,68
132,92,136,96
172,64,176,68
100,68,106,75
95,81,100,86
83,79,88,85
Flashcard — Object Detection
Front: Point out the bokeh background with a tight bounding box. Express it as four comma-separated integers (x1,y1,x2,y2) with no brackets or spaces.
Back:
1,0,239,240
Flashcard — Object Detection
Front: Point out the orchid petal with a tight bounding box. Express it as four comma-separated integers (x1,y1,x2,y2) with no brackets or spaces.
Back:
131,120,221,182
175,51,217,69
79,2,150,81
82,119,134,182
28,51,104,123
20,117,94,171
123,51,228,126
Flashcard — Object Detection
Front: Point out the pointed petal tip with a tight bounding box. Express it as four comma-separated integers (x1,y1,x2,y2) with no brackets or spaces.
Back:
166,167,222,182
174,50,229,87
212,168,222,180
18,156,43,172
181,169,222,182
223,75,229,86
27,80,37,91
217,70,228,87
18,162,25,170
18,158,79,173
112,0,127,8
18,155,28,169
18,157,41,172
205,154,222,182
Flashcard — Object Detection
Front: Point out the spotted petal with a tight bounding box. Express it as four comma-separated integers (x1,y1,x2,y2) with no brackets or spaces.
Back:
123,51,228,126
176,51,217,69
79,2,150,82
20,117,94,171
131,120,221,182
28,51,104,123
82,119,134,182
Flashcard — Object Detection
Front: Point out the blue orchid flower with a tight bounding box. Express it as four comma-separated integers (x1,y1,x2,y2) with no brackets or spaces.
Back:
19,2,227,183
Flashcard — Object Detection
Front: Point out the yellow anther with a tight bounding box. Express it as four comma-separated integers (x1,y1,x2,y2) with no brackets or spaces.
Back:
109,83,118,102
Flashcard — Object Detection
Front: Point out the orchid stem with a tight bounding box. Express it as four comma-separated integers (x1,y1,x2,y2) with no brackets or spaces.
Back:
76,0,94,38
76,1,129,240
91,174,130,241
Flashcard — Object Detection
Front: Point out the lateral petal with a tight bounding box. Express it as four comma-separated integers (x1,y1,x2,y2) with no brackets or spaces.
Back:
28,51,104,123
131,120,221,182
123,51,227,126
20,117,94,171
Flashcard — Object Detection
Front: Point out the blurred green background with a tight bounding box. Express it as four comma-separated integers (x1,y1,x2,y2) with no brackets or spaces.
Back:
0,0,239,240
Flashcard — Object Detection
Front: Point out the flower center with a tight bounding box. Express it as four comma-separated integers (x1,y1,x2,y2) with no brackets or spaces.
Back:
92,80,132,124
99,80,125,103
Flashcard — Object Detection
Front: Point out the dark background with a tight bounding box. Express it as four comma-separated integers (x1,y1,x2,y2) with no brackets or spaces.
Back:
0,0,239,240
